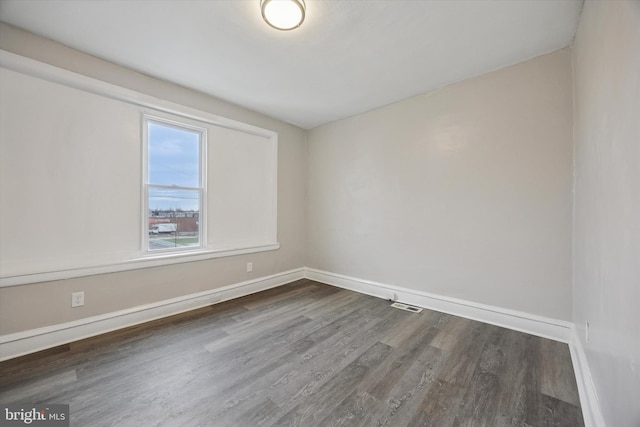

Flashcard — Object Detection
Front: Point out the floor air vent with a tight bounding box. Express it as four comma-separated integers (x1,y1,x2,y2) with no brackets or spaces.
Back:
390,302,423,313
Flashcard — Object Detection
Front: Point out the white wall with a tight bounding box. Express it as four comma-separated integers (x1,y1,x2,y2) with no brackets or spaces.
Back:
1,65,280,276
0,67,143,275
573,1,640,425
0,23,307,335
308,48,574,320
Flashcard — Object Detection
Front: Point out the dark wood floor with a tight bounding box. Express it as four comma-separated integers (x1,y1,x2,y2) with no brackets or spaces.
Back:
0,279,584,426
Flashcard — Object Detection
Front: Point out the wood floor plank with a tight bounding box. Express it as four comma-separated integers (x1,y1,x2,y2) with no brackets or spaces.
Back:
409,379,466,427
317,324,441,427
206,314,312,360
540,338,582,406
429,314,474,351
273,341,394,426
368,326,440,400
300,289,364,320
521,334,545,427
163,297,395,422
0,280,584,426
0,368,77,403
267,303,408,411
539,393,585,427
455,326,525,425
317,390,377,427
379,308,443,348
362,344,445,426
201,297,387,404
436,320,497,387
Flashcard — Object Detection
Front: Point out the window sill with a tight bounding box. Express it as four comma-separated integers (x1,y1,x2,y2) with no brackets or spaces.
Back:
0,243,280,287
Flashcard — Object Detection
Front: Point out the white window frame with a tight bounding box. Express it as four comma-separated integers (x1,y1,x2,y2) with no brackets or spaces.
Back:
142,114,207,254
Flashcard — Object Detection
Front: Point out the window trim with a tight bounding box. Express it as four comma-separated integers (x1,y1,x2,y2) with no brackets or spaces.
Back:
142,114,208,254
0,244,281,287
0,50,280,287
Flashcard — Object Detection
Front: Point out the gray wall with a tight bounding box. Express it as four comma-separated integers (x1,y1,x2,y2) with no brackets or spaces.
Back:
572,1,640,425
307,49,574,320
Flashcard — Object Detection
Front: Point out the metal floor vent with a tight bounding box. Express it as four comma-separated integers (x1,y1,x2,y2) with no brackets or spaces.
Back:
390,302,423,313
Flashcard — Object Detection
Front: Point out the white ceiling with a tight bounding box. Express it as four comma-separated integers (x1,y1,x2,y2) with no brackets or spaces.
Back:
0,0,583,129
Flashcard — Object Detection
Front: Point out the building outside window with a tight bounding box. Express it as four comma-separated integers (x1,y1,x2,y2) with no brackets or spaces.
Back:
144,117,206,252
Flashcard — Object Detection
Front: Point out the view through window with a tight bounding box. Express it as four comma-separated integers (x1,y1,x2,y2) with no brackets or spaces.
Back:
146,118,204,251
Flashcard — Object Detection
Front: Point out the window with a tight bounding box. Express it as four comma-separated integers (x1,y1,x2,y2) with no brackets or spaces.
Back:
144,117,206,252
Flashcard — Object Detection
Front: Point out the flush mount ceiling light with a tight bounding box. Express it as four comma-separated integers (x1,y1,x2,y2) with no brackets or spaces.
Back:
261,0,306,31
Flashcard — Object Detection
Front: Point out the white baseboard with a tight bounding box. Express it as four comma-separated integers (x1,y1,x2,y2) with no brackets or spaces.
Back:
305,268,572,343
0,268,305,361
568,329,606,427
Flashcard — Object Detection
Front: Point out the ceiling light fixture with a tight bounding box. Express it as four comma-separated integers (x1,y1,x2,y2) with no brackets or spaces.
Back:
261,0,306,31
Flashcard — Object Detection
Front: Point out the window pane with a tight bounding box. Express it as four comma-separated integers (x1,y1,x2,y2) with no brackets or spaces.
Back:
148,121,200,187
148,187,200,250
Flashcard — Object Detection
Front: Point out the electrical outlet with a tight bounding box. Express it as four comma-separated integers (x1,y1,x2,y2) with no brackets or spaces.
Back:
246,262,253,272
71,291,85,308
